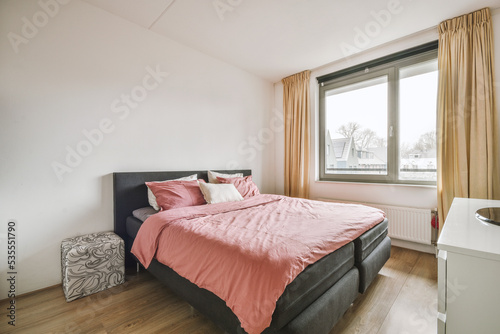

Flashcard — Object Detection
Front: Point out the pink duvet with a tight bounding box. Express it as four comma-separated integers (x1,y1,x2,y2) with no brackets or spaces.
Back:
131,194,385,334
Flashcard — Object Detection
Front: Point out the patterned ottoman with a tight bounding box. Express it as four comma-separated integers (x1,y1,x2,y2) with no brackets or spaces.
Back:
61,232,125,302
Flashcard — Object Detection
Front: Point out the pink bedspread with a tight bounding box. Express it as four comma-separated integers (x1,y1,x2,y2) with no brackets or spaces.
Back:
131,194,385,334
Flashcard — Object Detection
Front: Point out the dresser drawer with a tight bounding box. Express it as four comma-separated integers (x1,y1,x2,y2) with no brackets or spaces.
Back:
437,312,446,334
437,250,447,314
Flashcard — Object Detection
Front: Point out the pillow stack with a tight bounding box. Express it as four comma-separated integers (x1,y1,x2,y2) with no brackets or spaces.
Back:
146,174,197,210
145,171,261,211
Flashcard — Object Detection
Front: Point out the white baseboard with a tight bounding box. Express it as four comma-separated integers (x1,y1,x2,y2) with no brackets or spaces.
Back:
390,238,436,254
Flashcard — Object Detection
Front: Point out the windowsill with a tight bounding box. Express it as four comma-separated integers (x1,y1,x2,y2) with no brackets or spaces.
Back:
314,179,437,189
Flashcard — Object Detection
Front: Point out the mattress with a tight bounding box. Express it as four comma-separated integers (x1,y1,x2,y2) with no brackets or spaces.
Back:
126,216,142,239
354,218,388,263
272,242,354,328
127,215,389,266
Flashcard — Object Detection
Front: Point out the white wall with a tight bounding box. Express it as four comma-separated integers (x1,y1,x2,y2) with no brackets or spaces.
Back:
274,7,500,210
0,0,275,295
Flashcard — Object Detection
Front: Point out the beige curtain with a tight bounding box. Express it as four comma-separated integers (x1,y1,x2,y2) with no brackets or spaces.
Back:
437,7,499,232
282,70,311,198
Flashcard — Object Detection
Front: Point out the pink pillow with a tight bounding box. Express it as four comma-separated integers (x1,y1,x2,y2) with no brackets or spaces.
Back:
145,180,206,211
216,175,260,199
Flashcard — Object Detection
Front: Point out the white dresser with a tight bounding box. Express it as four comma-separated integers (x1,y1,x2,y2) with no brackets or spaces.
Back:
437,197,500,334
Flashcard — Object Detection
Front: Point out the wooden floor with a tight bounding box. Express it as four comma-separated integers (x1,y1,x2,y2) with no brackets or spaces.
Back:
0,246,437,334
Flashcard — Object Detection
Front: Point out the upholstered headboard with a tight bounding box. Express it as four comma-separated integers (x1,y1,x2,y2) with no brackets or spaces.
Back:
112,170,251,267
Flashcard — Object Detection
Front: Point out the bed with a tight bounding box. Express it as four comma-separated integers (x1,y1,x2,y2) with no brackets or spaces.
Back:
113,170,391,334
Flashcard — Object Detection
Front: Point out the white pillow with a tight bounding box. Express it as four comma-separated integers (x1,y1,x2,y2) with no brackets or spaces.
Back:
146,174,197,210
207,170,244,183
198,182,244,204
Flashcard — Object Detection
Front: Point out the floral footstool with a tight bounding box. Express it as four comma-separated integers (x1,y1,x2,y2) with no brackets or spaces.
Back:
61,232,125,302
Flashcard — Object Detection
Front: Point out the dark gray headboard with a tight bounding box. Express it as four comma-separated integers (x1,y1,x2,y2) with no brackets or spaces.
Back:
113,170,251,266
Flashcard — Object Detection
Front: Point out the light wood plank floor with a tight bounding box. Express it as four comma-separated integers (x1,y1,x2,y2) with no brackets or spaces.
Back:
0,246,437,334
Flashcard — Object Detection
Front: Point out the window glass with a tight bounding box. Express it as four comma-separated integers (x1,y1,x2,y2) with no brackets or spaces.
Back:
399,59,438,182
325,76,388,175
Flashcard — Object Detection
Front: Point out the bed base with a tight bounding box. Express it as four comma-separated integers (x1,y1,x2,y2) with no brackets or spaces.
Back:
357,237,391,293
146,238,390,334
148,258,360,334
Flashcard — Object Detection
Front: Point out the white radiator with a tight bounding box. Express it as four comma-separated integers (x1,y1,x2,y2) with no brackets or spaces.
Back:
318,198,433,245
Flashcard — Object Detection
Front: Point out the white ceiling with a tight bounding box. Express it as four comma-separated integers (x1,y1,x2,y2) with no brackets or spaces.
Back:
82,0,499,82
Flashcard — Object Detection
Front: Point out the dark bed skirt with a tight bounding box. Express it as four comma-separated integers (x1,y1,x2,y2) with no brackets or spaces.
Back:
147,259,360,334
357,236,391,293
146,237,391,334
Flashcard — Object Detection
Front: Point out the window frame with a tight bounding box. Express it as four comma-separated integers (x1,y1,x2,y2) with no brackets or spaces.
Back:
318,42,438,185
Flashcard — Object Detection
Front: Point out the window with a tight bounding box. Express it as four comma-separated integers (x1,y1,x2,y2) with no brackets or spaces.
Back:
318,42,438,185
